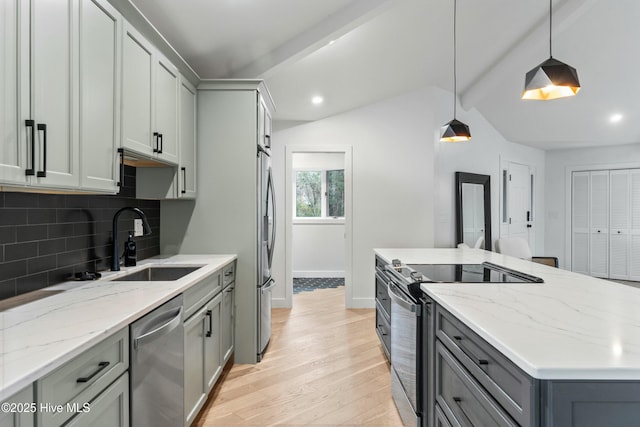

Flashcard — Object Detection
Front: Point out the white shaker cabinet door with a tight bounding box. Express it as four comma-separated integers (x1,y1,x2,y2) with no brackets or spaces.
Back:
79,0,121,193
122,22,154,158
30,0,79,189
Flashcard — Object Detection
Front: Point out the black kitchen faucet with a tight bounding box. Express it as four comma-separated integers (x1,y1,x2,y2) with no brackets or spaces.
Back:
111,207,152,271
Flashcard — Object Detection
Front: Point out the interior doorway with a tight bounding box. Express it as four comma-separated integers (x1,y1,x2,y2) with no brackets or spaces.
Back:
500,160,536,250
285,146,352,307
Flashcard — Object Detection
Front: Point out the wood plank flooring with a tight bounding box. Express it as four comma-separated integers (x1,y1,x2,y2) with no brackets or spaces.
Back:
194,287,403,426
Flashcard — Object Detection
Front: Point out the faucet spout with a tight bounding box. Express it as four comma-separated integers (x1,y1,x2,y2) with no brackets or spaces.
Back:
112,207,152,271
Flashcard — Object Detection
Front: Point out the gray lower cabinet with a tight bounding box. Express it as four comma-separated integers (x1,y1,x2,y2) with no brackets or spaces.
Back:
64,373,129,427
37,328,129,427
0,385,35,427
428,303,640,427
374,256,391,361
222,281,235,363
184,289,224,426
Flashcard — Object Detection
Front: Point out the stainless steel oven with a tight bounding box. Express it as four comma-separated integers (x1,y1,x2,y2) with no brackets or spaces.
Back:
385,262,426,427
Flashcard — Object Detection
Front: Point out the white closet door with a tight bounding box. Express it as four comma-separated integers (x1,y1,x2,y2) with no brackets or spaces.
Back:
609,170,630,279
589,171,609,278
630,170,640,280
572,172,590,274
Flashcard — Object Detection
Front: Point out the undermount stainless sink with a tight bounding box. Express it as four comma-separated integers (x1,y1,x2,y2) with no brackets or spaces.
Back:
111,266,203,282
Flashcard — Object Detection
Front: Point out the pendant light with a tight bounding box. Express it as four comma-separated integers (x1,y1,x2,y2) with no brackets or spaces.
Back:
522,0,580,100
441,0,471,142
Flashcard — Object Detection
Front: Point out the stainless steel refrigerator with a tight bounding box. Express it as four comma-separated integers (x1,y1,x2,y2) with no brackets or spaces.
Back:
257,129,276,361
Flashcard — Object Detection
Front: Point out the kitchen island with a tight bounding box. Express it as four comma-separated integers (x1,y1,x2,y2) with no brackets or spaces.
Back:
375,248,640,427
0,254,235,402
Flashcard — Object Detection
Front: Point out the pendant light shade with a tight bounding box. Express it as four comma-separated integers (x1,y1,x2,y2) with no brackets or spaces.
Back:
441,119,471,142
522,0,580,100
440,0,470,142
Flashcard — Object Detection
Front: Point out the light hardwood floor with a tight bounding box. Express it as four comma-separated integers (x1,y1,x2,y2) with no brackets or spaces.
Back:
194,286,403,426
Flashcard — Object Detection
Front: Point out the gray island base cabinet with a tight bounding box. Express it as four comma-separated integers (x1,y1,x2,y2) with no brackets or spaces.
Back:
430,304,640,427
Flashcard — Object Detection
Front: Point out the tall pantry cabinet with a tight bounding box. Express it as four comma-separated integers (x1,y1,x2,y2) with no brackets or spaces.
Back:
572,169,640,280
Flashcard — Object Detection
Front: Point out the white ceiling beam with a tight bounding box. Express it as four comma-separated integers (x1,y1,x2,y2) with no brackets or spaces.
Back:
460,0,598,111
232,0,392,79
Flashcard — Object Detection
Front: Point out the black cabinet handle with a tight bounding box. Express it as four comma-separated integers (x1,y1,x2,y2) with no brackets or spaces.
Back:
117,148,124,188
36,123,47,177
206,309,213,337
226,286,234,293
526,210,531,221
597,230,601,233
225,271,233,277
453,335,489,367
618,230,621,234
158,133,163,153
77,361,110,383
181,167,187,194
25,120,35,176
153,132,159,153
265,134,271,148
453,397,475,427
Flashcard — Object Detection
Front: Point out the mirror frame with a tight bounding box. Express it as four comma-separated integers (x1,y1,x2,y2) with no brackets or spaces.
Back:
455,172,492,251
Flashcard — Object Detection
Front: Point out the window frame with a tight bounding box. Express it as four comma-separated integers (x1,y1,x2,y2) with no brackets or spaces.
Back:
293,167,345,223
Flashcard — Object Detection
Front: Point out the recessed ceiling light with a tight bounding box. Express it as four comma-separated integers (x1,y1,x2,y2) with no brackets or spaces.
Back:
610,113,623,123
328,40,336,46
311,96,324,105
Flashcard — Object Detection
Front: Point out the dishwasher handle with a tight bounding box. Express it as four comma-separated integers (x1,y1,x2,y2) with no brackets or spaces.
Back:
388,283,421,316
134,307,182,350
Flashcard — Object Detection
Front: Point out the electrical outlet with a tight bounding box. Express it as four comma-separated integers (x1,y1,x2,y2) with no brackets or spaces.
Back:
134,219,144,237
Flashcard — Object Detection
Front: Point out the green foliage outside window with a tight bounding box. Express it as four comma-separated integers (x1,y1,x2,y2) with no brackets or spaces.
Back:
326,169,344,217
296,171,321,217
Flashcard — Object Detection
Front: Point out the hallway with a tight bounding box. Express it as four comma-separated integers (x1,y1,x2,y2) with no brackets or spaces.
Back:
194,286,403,426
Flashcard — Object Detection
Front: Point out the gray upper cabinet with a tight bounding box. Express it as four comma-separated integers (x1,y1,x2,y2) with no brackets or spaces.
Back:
0,0,121,193
0,0,79,189
179,76,197,198
122,22,155,159
122,22,179,166
79,0,122,193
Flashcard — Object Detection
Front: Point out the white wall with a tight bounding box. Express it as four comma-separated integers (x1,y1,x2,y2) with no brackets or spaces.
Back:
545,143,640,268
292,223,345,277
272,87,437,308
432,87,546,254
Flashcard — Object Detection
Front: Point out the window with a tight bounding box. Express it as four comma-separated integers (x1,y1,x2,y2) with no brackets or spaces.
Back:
295,169,344,218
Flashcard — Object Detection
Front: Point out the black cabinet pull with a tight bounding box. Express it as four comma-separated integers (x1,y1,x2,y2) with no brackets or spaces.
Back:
225,271,233,277
617,230,621,234
181,167,187,194
153,132,159,153
597,230,601,233
117,148,125,188
452,335,489,367
206,309,213,337
25,120,35,176
453,397,475,427
158,133,163,153
77,361,110,383
36,123,47,177
265,134,271,148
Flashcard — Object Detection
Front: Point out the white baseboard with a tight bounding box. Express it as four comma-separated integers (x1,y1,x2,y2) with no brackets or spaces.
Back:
347,297,375,309
292,270,345,278
272,298,290,308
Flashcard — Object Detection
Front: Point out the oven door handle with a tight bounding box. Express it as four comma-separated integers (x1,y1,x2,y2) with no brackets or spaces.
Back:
388,283,420,314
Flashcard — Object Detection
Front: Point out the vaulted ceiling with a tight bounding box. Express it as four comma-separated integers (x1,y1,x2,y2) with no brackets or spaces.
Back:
130,0,640,150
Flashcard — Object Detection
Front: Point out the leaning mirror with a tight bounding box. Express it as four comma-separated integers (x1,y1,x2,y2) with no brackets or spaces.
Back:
455,172,491,251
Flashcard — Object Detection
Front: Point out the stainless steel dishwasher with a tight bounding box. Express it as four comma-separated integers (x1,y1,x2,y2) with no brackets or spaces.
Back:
130,294,184,427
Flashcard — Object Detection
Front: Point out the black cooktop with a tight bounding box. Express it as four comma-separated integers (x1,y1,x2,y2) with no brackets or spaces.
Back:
403,262,543,283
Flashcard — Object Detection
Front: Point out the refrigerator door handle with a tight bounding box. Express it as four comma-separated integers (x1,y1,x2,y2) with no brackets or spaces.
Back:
267,166,276,268
261,278,276,294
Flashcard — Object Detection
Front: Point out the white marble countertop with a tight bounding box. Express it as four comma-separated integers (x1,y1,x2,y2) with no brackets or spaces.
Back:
0,254,236,400
374,248,640,380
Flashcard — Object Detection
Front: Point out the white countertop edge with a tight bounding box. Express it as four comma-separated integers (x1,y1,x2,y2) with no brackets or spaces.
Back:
0,254,237,400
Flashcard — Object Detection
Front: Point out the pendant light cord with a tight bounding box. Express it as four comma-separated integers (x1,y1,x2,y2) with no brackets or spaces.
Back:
453,0,457,118
549,0,553,58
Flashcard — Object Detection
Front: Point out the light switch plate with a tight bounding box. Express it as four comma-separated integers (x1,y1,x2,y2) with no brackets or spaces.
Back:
134,219,144,237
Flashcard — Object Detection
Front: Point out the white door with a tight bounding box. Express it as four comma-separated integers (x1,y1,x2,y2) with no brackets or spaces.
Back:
630,170,640,280
505,162,534,248
609,170,630,279
79,0,121,193
571,171,590,274
31,0,79,189
589,171,609,278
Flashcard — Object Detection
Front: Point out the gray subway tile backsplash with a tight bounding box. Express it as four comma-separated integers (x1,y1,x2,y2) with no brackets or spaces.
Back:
0,166,160,300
